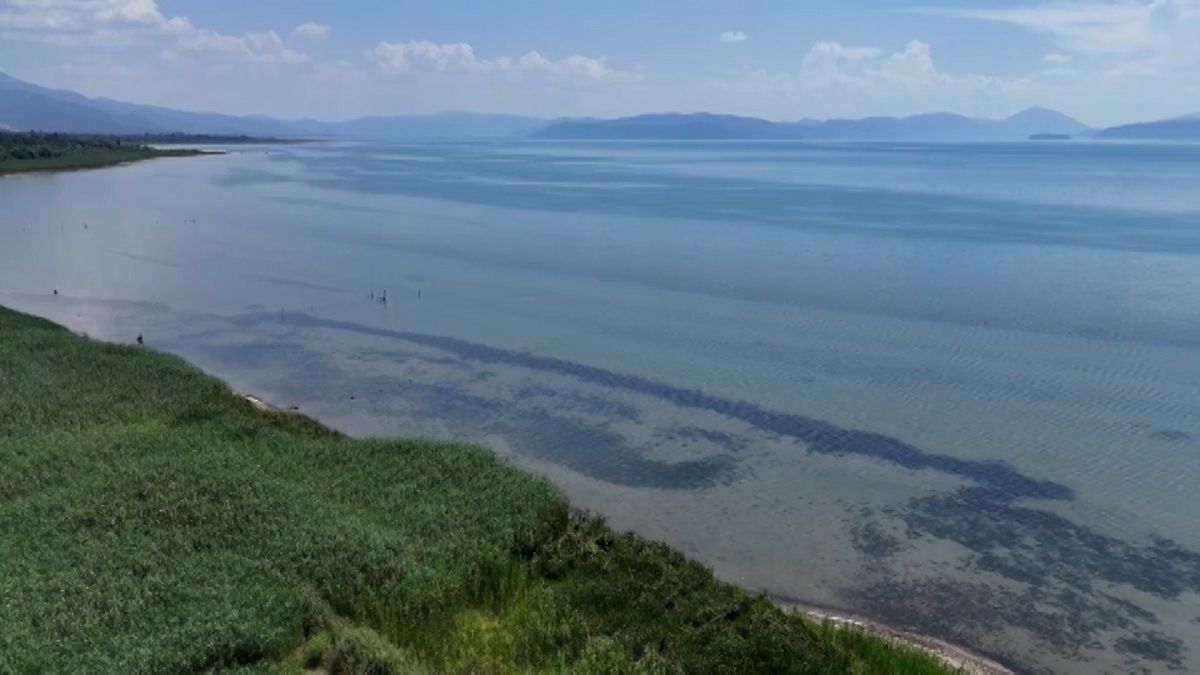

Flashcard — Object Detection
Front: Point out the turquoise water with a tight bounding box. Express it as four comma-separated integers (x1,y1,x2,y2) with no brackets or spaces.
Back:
2,141,1199,672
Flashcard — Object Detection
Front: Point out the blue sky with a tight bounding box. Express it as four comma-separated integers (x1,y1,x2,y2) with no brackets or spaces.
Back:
1,1,1197,126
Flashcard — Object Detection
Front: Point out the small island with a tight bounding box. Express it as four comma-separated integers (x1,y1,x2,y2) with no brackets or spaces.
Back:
0,131,212,176
1028,133,1072,141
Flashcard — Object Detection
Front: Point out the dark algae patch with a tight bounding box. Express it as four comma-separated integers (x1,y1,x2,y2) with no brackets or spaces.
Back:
385,377,735,490
0,305,950,673
844,486,1200,670
497,408,737,490
517,382,644,422
1148,428,1193,443
660,425,750,454
900,487,1200,599
1116,635,1186,670
850,509,907,561
233,311,1071,501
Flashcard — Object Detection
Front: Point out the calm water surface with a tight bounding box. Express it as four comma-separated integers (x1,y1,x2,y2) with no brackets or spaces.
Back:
2,141,1199,673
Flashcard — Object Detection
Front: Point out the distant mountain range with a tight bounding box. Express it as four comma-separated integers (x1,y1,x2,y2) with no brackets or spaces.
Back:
534,113,802,140
1,70,1197,141
0,71,292,136
533,108,1090,141
0,71,543,139
1093,114,1200,140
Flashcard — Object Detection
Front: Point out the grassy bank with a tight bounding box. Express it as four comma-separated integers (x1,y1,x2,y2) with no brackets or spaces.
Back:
0,132,207,176
0,305,952,673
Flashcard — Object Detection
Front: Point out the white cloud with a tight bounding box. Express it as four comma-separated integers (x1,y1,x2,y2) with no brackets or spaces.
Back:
372,41,488,73
517,51,625,78
173,29,308,64
707,39,1033,120
720,31,747,44
294,22,329,40
370,40,632,80
313,59,364,83
0,0,167,34
916,3,1153,54
914,0,1200,107
0,0,168,43
800,40,942,87
803,41,885,67
0,0,309,63
918,1,1200,61
93,0,164,25
698,31,1190,125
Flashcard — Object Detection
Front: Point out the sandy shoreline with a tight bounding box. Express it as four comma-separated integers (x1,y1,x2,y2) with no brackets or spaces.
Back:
775,596,1016,674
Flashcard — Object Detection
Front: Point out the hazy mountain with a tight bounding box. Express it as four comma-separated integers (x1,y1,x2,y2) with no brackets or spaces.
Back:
0,71,544,139
796,113,993,140
0,71,306,136
298,112,547,139
532,113,805,140
997,107,1091,138
88,97,311,137
1093,114,1200,140
0,71,158,134
8,70,1191,143
532,108,1092,141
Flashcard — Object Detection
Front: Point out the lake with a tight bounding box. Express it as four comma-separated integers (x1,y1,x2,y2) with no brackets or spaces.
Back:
2,140,1198,672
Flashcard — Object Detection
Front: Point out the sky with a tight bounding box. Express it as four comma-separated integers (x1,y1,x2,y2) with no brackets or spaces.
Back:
0,0,1197,126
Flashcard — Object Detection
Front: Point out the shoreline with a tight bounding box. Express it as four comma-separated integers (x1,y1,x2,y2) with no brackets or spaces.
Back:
0,149,217,178
2,303,957,673
242,394,1010,674
776,597,1016,675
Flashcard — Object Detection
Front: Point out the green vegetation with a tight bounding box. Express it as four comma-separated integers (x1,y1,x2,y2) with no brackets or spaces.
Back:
120,133,297,144
0,305,953,674
0,132,206,175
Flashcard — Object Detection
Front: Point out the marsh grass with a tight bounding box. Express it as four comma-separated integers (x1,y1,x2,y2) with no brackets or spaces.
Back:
0,305,952,673
0,132,204,176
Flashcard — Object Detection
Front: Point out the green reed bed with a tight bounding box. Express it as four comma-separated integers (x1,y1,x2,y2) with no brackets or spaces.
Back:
0,132,204,176
0,305,951,673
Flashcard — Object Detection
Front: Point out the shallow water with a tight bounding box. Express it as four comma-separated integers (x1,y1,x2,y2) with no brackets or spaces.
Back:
2,140,1199,673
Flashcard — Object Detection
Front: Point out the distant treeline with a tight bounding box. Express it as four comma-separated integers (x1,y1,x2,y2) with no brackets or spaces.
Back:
117,132,292,144
0,131,208,174
0,131,147,161
0,131,285,161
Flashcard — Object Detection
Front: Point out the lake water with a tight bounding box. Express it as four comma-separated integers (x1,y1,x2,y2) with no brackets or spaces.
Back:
2,140,1199,673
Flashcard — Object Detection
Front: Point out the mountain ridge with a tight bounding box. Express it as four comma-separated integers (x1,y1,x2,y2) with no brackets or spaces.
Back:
533,108,1091,141
0,70,545,139
1,70,1193,141
1094,114,1200,140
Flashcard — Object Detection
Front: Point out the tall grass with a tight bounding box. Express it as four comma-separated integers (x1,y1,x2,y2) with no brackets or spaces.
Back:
0,305,952,673
0,132,203,175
